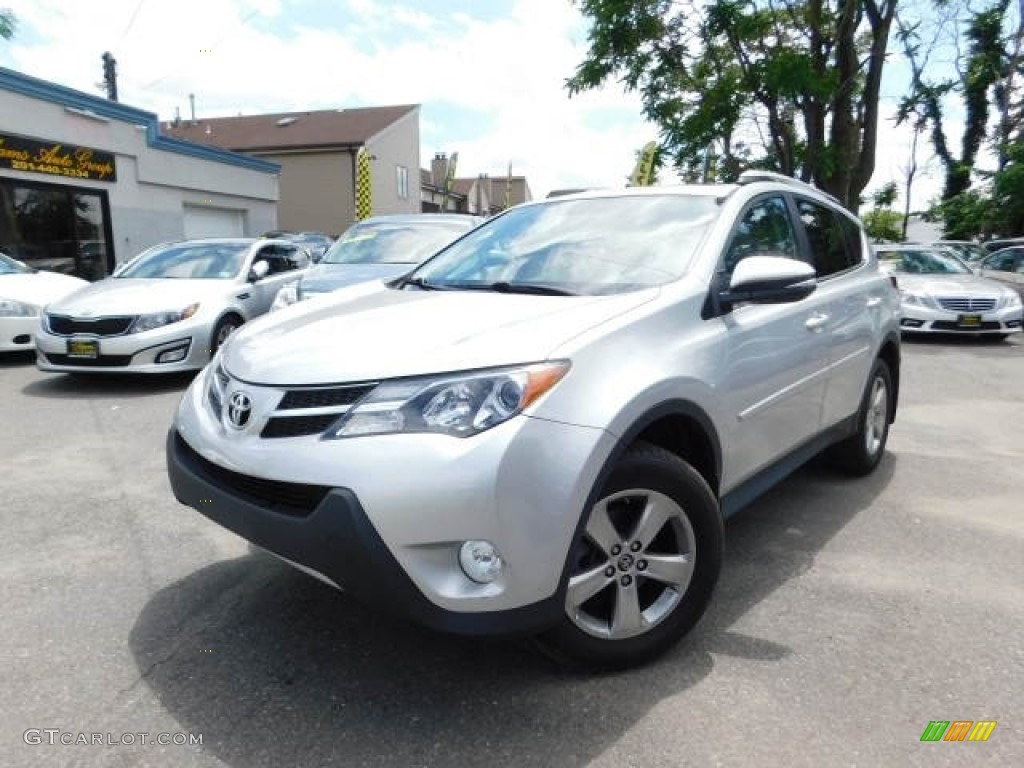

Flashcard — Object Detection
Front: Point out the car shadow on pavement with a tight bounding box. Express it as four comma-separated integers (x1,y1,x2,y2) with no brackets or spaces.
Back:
901,333,1023,355
0,350,36,367
128,454,895,768
20,370,197,399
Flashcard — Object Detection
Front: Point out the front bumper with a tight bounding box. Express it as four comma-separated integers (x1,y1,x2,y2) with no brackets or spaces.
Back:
167,366,614,634
0,315,39,352
35,319,214,373
898,303,1022,334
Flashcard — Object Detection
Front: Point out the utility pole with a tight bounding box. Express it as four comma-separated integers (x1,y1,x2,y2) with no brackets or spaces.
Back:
101,52,118,101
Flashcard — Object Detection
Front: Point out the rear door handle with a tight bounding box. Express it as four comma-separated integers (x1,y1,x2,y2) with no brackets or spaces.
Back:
805,313,830,331
866,296,882,308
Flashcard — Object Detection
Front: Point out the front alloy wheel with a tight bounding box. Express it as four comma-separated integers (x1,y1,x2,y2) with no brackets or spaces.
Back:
537,442,723,669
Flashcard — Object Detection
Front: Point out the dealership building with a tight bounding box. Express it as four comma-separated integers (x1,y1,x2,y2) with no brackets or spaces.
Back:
0,66,280,279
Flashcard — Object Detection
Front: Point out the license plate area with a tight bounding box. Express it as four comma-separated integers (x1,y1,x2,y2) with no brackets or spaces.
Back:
67,338,99,358
957,313,982,327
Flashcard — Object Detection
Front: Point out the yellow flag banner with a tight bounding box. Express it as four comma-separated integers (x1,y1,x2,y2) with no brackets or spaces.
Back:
355,147,372,220
629,141,658,187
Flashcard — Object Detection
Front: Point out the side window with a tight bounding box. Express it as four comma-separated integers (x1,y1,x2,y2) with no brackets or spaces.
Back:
255,245,288,275
984,252,1016,271
722,196,798,279
287,246,310,270
796,199,860,277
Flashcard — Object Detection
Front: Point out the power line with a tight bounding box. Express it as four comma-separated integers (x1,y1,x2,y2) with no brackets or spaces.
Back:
118,0,146,46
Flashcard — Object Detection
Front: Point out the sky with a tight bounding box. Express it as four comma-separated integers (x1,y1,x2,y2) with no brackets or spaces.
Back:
0,0,954,207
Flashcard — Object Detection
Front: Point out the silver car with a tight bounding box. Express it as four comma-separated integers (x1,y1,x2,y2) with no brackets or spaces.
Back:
168,173,901,668
1,252,88,353
876,244,1023,338
36,238,309,373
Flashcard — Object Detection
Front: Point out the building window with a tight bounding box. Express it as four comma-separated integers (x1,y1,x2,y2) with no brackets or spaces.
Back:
396,165,409,199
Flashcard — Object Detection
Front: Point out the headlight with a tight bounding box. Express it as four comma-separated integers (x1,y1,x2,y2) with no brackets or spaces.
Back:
271,282,300,312
325,361,571,439
1004,292,1022,309
131,303,199,333
899,290,933,308
0,299,39,317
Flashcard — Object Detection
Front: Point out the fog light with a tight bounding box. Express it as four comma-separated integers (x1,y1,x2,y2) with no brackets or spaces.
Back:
156,344,189,363
458,540,504,584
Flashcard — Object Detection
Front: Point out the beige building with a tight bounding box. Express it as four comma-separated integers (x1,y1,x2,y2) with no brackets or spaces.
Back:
167,106,421,235
421,153,532,216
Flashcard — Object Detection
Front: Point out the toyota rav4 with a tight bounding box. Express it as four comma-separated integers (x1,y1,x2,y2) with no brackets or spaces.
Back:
167,172,901,668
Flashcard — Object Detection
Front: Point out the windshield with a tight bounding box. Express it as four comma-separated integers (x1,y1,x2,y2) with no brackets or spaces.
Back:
0,252,32,275
116,242,250,279
876,248,971,275
322,221,472,265
410,195,720,295
936,242,987,262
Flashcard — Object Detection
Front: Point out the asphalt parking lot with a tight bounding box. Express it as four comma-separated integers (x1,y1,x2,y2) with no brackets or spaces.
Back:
1,335,1022,768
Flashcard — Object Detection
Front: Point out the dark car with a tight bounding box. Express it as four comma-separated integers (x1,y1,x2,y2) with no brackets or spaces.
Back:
271,214,482,310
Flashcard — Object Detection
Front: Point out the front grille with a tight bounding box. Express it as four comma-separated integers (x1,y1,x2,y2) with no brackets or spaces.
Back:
932,320,1001,331
47,314,135,336
175,433,330,517
936,297,997,312
278,384,376,410
45,353,133,367
262,414,342,439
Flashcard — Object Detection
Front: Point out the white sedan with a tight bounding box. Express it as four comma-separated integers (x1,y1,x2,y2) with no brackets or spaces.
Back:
876,245,1023,338
35,238,309,374
1,252,88,353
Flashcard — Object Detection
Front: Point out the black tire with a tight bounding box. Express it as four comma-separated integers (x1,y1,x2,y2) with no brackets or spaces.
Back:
827,359,892,476
536,442,723,670
209,315,242,357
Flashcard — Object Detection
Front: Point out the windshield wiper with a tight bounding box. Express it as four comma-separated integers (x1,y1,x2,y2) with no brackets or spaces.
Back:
401,275,447,291
474,281,577,296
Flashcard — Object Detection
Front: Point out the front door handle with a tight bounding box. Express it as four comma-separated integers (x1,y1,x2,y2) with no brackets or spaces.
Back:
805,313,830,331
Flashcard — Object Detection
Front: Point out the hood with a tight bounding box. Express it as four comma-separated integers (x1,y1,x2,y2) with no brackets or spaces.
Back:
0,271,89,308
300,263,411,295
895,273,1014,298
225,282,657,385
45,277,237,316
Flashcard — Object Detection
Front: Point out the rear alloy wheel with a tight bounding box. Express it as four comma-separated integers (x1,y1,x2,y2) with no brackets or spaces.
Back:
828,359,892,476
537,442,723,669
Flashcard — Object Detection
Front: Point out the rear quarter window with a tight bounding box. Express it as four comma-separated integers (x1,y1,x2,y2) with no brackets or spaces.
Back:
796,198,863,277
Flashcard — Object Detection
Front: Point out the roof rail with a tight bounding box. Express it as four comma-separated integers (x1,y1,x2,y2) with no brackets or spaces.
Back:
736,169,841,204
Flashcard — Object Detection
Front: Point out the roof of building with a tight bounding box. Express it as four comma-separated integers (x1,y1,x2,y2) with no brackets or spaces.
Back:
0,66,279,173
165,105,418,152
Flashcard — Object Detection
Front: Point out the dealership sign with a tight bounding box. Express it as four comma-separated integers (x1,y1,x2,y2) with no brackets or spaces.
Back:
0,132,116,181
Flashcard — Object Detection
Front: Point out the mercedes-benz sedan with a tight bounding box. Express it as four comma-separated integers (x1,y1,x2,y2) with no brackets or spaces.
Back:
876,245,1022,338
36,238,309,373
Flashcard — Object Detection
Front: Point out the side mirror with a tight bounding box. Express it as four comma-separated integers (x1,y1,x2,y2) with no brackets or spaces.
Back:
720,256,816,309
249,260,270,282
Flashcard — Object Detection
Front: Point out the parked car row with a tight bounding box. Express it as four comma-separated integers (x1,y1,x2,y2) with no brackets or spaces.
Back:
877,244,1023,339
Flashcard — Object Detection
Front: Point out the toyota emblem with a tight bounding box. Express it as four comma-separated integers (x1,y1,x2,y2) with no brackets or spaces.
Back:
226,391,253,429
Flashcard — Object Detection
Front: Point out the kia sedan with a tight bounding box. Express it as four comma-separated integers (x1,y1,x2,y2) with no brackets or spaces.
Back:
876,245,1022,338
1,252,88,353
272,214,482,310
36,238,309,373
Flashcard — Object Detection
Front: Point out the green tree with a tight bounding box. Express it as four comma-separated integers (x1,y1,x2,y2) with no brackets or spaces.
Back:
872,181,899,208
897,0,1012,200
0,8,15,41
568,0,898,211
862,208,905,241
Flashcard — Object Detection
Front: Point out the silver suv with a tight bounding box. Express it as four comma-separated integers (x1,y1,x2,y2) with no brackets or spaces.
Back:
167,172,901,668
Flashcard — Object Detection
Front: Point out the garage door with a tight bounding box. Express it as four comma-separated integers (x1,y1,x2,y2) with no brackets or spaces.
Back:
183,206,244,239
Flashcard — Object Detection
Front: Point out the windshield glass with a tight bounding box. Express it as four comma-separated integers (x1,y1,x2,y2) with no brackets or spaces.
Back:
322,221,472,265
0,252,32,275
410,195,720,295
936,242,987,262
116,242,250,279
876,248,971,275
